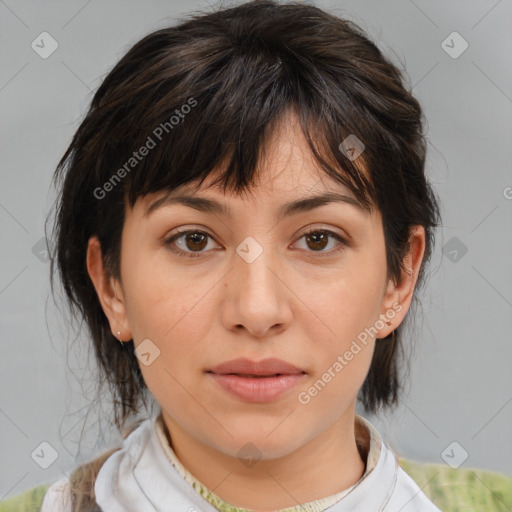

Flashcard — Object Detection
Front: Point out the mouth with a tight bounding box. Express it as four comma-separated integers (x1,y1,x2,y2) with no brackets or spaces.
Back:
207,357,306,376
206,357,307,403
211,373,294,378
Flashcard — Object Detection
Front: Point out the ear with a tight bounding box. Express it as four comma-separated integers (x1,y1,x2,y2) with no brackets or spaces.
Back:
86,236,132,341
375,225,426,339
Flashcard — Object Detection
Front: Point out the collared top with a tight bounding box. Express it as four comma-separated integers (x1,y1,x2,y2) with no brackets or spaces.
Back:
41,411,441,511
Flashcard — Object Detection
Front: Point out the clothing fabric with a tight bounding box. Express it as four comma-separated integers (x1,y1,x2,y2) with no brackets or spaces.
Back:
150,413,382,511
39,411,442,511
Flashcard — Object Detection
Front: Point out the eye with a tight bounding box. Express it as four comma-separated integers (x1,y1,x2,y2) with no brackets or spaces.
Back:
164,229,220,258
164,227,349,259
293,228,348,257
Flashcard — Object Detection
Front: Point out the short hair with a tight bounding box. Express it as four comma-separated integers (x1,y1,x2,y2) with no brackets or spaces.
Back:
49,0,441,429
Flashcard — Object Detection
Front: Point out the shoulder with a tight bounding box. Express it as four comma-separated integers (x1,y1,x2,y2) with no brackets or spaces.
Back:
0,420,150,512
398,457,512,512
0,480,64,512
39,477,73,512
0,472,94,512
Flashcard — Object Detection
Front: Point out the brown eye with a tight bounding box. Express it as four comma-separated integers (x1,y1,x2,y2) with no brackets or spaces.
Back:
294,228,348,257
164,230,218,258
305,231,329,251
164,227,348,259
184,232,208,251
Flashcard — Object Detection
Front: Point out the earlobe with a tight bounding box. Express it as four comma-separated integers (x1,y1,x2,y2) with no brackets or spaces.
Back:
377,225,426,339
86,236,132,342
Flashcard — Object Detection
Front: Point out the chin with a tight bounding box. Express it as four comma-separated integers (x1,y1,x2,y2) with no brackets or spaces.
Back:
217,423,309,460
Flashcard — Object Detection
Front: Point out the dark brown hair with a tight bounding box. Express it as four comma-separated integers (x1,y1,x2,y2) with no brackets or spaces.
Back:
49,0,441,461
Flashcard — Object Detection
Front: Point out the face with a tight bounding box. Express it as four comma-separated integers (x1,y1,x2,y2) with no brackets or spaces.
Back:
88,114,424,462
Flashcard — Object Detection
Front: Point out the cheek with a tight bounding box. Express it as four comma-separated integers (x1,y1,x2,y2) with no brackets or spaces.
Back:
299,253,385,385
127,275,214,345
297,291,377,420
124,270,216,414
122,253,220,366
303,258,385,342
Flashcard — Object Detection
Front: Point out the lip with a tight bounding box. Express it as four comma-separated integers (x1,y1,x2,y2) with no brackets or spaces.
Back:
208,357,305,376
206,357,307,403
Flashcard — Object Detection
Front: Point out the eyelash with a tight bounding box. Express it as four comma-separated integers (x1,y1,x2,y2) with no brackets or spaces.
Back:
164,227,348,259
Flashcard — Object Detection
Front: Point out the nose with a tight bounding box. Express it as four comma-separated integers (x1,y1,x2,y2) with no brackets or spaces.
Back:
222,239,293,339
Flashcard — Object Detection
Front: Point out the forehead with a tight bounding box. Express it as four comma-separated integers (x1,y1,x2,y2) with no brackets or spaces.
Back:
140,160,370,223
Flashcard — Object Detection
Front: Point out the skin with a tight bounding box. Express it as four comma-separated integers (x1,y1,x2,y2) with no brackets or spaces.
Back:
87,113,425,511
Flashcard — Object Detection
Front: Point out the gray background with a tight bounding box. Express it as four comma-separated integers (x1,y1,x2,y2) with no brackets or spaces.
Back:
1,0,511,499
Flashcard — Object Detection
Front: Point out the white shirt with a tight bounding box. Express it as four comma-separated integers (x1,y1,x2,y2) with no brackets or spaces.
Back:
41,412,442,511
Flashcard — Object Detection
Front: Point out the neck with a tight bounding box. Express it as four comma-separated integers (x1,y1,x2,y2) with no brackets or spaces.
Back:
161,407,367,512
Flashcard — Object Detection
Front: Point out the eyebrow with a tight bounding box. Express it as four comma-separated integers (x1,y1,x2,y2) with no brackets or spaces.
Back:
144,191,369,221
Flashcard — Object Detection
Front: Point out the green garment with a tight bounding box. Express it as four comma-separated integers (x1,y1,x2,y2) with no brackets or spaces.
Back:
399,458,512,512
0,483,50,512
1,459,511,512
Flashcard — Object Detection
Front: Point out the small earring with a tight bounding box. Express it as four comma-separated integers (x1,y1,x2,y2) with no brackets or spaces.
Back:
117,331,124,345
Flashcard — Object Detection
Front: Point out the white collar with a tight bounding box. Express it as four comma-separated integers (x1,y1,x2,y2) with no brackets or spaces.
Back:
94,411,440,511
152,412,382,511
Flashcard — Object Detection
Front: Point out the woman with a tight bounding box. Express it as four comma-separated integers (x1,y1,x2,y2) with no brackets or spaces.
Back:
2,1,511,511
